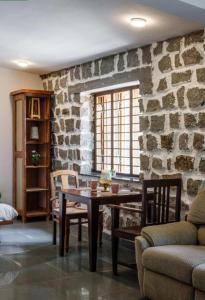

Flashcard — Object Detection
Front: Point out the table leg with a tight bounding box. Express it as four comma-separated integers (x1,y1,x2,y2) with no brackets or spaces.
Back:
87,200,99,272
59,192,66,257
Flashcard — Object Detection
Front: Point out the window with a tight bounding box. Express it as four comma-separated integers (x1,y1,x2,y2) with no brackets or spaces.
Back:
94,86,141,176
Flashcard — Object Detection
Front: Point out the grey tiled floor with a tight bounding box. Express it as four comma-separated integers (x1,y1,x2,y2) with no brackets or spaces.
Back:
0,221,140,300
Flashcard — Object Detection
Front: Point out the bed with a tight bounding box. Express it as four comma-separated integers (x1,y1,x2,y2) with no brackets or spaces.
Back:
0,204,18,225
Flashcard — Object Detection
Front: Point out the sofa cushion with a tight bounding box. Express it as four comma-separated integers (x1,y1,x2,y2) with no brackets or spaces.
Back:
143,245,205,285
193,263,205,293
198,226,205,246
141,221,197,247
187,188,205,225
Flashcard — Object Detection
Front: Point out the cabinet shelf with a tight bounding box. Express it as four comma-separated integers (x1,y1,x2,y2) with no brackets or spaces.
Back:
26,141,49,145
26,210,48,218
26,188,49,192
12,89,53,222
26,118,49,122
26,165,49,169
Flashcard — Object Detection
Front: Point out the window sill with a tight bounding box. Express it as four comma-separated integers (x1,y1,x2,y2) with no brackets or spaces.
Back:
80,172,140,183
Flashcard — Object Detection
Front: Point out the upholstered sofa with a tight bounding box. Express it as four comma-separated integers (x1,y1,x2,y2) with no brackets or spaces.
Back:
135,187,205,300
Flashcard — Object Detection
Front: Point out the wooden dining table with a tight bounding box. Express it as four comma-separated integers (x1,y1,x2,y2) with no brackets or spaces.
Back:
59,188,143,272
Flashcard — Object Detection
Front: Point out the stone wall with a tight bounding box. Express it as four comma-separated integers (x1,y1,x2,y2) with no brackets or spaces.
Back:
42,30,205,208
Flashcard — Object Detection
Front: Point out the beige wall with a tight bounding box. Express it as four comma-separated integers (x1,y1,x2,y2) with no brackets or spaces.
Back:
0,67,42,204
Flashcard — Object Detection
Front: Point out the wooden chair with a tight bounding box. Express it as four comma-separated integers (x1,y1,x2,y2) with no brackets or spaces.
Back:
110,178,182,275
50,170,103,252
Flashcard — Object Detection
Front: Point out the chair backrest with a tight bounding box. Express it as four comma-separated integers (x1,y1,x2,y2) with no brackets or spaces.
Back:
141,178,182,227
50,170,79,199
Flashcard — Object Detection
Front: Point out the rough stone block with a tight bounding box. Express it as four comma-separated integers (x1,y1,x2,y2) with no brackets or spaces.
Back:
68,149,73,160
151,172,160,179
118,53,125,72
196,68,205,82
57,135,64,145
187,178,202,196
150,115,165,132
94,60,100,76
162,92,176,109
187,87,205,108
175,54,182,68
193,133,204,150
182,47,203,66
60,77,67,88
65,119,75,132
69,67,74,81
138,99,144,112
152,157,163,170
185,31,204,46
199,159,205,172
157,78,167,92
179,133,189,151
158,55,172,73
140,154,149,170
170,113,180,129
74,66,81,80
171,70,192,85
184,113,197,129
57,92,64,104
161,133,174,151
140,81,153,95
146,134,158,151
59,149,68,160
64,92,68,102
153,42,163,56
82,62,92,79
167,158,172,170
70,135,80,145
101,55,115,75
59,119,64,131
175,155,194,171
146,99,161,112
76,120,81,129
62,108,69,115
138,135,144,150
139,116,149,131
198,113,205,128
52,159,62,170
177,86,185,108
53,122,60,133
167,37,181,52
55,108,60,116
73,93,80,103
127,49,139,68
73,163,81,173
54,79,59,91
72,106,80,116
142,45,151,64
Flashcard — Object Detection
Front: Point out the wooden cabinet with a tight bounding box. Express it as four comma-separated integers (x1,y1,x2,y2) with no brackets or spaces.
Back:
11,89,54,222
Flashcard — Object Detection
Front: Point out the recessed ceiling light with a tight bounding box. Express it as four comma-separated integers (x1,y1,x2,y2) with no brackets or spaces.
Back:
130,18,147,28
13,59,32,68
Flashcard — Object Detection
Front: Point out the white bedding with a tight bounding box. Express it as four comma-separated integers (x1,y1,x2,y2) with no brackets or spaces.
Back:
0,204,18,221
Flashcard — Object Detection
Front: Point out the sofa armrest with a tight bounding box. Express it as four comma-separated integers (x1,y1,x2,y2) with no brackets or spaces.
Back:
141,221,197,247
135,236,150,295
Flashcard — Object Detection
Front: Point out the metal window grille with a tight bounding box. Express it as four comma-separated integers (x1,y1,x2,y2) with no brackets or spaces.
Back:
93,86,141,176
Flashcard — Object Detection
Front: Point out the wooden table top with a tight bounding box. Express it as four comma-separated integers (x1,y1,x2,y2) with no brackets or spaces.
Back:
61,188,142,204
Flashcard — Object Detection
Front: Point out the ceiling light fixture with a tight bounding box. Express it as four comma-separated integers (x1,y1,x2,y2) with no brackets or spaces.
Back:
13,59,32,68
130,18,147,28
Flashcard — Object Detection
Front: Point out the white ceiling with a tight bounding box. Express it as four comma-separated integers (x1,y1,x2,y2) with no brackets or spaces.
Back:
0,0,204,74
